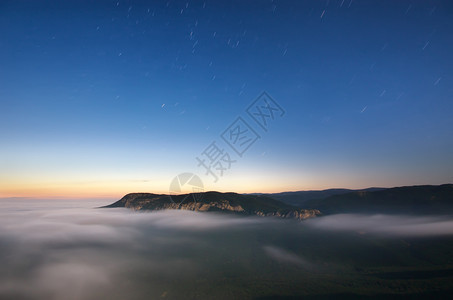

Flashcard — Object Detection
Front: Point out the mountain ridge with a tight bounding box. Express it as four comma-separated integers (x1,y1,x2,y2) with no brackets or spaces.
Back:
103,191,320,220
255,187,386,207
299,184,453,215
104,184,453,218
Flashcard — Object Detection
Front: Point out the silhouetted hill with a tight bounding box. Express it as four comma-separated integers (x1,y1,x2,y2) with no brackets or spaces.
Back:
302,184,453,215
104,191,320,220
262,188,385,207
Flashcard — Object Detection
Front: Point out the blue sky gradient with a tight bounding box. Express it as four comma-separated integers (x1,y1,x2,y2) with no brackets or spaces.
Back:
1,0,452,198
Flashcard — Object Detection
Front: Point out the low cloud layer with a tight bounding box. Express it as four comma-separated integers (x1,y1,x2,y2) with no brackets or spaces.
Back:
305,213,453,237
0,199,274,300
1,200,453,299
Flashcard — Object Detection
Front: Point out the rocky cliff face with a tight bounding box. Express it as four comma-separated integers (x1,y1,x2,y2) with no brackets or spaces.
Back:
104,192,320,220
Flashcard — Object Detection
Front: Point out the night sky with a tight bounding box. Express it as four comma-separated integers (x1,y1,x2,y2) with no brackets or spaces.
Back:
1,0,452,198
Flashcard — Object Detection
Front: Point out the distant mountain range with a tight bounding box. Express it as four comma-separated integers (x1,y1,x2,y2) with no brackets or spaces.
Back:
255,187,385,207
105,184,453,218
267,184,453,215
103,192,320,220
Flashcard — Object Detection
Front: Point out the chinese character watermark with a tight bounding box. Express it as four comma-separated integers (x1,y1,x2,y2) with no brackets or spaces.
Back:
168,91,285,196
196,91,285,183
196,141,236,182
247,91,285,131
221,117,260,157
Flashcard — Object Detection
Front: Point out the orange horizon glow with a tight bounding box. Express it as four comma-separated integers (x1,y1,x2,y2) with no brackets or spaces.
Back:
2,170,450,200
3,180,442,200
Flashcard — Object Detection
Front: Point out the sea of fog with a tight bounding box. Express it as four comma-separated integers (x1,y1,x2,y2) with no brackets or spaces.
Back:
1,199,453,299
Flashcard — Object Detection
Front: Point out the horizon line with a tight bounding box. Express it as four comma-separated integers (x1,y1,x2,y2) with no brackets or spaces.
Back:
2,183,452,200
